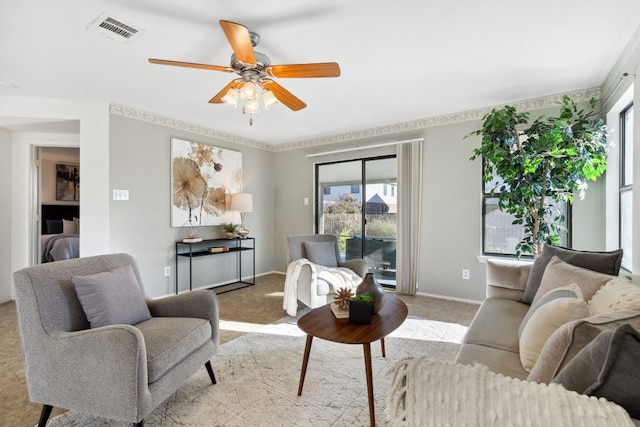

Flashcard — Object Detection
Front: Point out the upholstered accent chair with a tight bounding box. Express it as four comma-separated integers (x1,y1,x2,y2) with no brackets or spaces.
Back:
286,234,368,309
13,253,219,427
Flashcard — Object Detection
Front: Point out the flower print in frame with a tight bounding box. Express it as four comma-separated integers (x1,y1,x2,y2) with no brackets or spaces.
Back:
170,138,242,227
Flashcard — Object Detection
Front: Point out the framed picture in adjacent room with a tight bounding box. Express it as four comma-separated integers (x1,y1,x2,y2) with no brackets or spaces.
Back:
170,138,242,227
55,163,80,201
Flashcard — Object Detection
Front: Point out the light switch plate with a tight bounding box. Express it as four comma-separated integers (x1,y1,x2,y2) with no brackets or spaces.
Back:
113,189,129,201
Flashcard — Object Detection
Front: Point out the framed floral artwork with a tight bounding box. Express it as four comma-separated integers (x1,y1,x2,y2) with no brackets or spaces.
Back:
170,138,242,227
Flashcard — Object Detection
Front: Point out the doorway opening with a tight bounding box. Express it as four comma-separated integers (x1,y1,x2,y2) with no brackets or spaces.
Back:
35,146,80,264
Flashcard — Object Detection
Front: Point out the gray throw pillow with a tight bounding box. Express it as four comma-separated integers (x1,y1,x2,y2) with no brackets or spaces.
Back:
73,265,151,328
304,241,338,267
552,323,640,419
521,244,623,304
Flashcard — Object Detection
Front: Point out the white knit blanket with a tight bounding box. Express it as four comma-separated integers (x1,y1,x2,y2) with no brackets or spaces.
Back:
386,358,634,427
282,258,361,316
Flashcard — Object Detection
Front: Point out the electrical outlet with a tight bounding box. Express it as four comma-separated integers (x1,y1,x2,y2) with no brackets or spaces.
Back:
164,266,171,277
462,269,470,280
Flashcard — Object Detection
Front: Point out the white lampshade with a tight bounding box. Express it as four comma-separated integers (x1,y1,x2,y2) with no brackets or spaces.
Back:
262,88,280,110
244,98,261,114
240,81,258,102
221,87,239,108
230,193,253,213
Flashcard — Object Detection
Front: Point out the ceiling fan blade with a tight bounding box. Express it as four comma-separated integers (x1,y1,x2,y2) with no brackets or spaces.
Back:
209,79,243,104
265,62,341,78
262,80,307,111
219,20,256,65
149,58,234,73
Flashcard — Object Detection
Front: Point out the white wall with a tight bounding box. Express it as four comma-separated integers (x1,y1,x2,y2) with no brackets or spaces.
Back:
603,27,640,273
0,96,109,299
0,129,11,303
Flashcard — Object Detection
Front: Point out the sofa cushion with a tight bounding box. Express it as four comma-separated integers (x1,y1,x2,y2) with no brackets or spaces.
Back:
527,309,640,384
519,283,583,339
135,316,212,383
552,323,640,419
532,256,616,305
455,343,528,380
521,244,623,304
304,241,338,267
589,276,640,315
462,298,529,353
519,287,590,372
73,265,151,328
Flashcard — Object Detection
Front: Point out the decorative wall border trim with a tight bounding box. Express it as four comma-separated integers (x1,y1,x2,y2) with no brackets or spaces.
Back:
273,87,602,152
111,87,601,153
109,104,273,151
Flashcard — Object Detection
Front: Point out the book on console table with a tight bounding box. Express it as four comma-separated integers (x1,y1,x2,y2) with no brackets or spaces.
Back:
208,246,229,253
182,237,203,243
330,303,349,319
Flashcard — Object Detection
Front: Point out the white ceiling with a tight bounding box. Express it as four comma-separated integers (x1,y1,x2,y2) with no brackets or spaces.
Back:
1,1,639,145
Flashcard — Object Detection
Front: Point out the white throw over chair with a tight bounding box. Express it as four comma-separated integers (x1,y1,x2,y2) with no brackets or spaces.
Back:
285,234,368,309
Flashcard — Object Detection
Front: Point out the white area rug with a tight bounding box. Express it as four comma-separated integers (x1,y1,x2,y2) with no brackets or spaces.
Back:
44,316,467,426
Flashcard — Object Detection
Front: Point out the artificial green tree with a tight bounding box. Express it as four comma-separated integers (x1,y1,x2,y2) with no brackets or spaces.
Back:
469,96,609,258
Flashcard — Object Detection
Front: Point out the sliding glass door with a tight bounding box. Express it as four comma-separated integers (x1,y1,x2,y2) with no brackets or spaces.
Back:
315,155,397,286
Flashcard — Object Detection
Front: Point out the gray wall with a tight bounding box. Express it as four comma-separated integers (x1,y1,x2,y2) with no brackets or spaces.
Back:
273,104,605,302
108,115,275,298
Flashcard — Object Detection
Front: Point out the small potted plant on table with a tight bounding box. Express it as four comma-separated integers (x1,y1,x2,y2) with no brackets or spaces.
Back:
222,223,237,239
349,295,374,324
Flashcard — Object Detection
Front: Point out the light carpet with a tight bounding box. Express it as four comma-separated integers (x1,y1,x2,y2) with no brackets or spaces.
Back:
44,315,468,426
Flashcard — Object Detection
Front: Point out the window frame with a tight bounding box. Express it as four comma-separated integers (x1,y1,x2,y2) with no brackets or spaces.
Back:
481,161,572,258
619,102,633,272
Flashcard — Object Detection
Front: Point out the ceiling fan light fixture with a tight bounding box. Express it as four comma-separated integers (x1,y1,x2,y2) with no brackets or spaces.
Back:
244,98,261,114
240,81,258,103
221,87,239,108
262,88,280,110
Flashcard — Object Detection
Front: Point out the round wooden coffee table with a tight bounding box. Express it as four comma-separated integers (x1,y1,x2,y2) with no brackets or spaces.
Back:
297,295,408,427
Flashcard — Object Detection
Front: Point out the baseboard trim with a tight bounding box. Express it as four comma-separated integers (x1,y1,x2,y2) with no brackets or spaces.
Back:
415,291,482,305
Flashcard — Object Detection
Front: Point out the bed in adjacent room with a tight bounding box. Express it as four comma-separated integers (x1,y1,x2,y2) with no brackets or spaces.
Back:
40,205,80,263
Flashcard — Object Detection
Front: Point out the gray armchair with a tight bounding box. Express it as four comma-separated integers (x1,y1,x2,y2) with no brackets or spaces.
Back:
13,253,219,427
286,234,368,309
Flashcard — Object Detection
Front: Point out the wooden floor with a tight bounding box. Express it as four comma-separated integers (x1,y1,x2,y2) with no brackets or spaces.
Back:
0,273,478,426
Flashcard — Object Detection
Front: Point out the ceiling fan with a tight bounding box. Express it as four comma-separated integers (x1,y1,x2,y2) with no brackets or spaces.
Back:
149,20,341,113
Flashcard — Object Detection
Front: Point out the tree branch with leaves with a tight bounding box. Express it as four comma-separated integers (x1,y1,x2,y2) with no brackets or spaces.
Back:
468,96,609,258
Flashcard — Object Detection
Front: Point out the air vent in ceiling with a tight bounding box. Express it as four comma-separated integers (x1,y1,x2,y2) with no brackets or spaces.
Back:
88,12,144,44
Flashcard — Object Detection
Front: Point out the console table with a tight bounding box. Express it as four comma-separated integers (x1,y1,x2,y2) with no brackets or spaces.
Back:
175,237,255,294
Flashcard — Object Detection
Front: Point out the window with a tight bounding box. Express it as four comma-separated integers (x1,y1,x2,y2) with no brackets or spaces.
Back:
323,186,331,195
316,156,397,286
482,171,569,257
620,103,633,271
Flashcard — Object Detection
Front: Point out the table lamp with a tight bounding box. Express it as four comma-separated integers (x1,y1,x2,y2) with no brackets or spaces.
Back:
230,193,253,238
